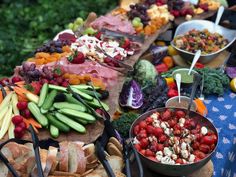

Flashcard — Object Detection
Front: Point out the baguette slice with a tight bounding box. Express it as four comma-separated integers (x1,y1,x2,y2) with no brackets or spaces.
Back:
4,142,30,159
68,142,86,174
44,146,58,176
59,141,69,172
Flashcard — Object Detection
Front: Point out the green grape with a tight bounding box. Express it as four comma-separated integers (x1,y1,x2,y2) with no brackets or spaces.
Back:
83,27,97,35
132,19,141,28
72,24,79,32
133,17,141,22
75,17,84,25
68,23,74,29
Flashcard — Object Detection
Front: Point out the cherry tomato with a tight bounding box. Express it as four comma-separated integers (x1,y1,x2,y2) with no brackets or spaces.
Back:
153,127,164,137
147,125,155,135
195,133,203,141
191,129,199,134
156,143,164,151
201,135,215,145
159,135,167,143
174,124,181,130
175,110,185,118
211,134,217,143
148,156,157,161
168,119,177,128
145,149,155,157
162,110,172,121
140,138,149,148
137,130,147,139
184,119,196,129
134,125,140,135
173,129,181,136
150,141,158,152
140,149,146,156
139,121,147,129
192,142,200,150
146,117,153,124
199,144,210,153
175,158,183,164
134,144,141,151
193,150,206,159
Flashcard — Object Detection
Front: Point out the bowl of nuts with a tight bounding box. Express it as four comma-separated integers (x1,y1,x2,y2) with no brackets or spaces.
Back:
129,107,218,176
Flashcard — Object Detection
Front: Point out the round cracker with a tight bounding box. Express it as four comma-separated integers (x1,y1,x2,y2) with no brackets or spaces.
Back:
107,143,123,158
109,137,123,151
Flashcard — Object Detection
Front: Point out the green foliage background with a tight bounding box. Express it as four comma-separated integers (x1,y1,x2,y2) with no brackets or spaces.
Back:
0,0,118,77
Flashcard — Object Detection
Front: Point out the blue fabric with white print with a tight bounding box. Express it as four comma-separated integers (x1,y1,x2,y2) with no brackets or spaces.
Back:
203,90,236,177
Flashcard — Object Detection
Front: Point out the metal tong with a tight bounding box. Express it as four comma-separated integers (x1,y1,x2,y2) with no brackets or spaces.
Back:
100,28,145,43
88,83,143,177
0,125,44,177
94,46,134,75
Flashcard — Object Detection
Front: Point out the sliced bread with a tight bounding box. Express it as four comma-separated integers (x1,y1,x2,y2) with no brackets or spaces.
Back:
44,146,58,176
68,142,86,174
59,141,69,172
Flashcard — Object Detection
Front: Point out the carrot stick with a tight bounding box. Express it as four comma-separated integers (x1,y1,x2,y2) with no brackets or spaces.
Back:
13,86,29,94
27,118,42,129
23,118,40,134
194,98,208,116
17,95,29,102
0,91,3,104
15,81,25,86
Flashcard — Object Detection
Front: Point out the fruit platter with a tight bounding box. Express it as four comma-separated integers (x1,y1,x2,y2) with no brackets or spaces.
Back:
1,0,236,176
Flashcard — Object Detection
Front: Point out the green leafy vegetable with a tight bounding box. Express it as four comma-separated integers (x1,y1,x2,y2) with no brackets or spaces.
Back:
112,112,139,138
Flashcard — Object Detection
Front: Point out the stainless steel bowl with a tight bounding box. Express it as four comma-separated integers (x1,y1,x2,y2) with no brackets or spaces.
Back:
165,96,197,111
171,20,236,64
129,108,218,176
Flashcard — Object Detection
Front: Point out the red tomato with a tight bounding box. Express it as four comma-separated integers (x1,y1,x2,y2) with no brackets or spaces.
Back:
211,134,217,143
148,156,157,162
140,149,146,156
201,136,215,145
184,119,196,129
134,144,141,151
139,121,147,129
153,127,164,137
147,125,155,135
195,133,203,141
159,135,167,143
173,129,181,136
174,124,181,130
162,110,172,121
193,150,206,159
168,119,177,128
150,141,158,152
175,110,185,118
199,144,210,153
145,149,155,157
137,130,147,140
175,158,183,164
207,130,215,136
134,125,140,135
146,117,153,124
196,124,201,131
140,138,149,148
191,129,199,134
194,157,201,162
192,142,200,150
156,143,164,151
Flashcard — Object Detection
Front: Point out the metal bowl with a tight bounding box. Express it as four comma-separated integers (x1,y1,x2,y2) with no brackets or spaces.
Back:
171,20,236,64
165,96,197,111
129,107,218,176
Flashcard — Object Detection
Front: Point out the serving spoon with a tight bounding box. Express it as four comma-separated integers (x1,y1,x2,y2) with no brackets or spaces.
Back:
188,50,201,75
214,6,224,32
175,73,181,103
187,73,202,117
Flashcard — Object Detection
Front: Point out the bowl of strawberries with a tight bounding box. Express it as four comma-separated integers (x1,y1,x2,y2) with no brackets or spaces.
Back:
129,107,218,176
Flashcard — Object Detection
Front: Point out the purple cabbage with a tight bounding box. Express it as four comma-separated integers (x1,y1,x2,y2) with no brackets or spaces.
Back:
119,80,143,109
226,67,236,79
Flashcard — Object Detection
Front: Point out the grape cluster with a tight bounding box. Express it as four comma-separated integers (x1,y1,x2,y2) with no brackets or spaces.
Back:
144,0,156,6
167,0,184,11
128,4,150,26
19,63,41,82
35,40,70,54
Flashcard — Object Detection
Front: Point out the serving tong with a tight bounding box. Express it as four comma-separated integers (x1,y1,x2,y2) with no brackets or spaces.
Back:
0,125,44,177
93,46,134,75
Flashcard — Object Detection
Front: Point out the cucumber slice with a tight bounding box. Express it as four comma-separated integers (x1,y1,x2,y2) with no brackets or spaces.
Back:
85,99,109,111
48,84,67,92
46,113,70,132
55,112,86,133
78,89,102,99
71,88,93,101
50,125,59,138
38,83,48,107
28,102,48,127
53,102,86,112
58,108,96,122
71,85,100,90
42,90,57,110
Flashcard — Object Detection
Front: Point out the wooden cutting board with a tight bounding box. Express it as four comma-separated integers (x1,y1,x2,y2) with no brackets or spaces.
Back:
173,50,230,68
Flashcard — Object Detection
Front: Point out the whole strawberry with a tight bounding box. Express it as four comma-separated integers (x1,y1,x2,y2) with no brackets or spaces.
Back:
68,51,85,64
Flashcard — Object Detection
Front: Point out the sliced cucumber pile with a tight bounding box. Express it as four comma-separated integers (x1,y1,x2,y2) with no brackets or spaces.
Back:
28,84,109,138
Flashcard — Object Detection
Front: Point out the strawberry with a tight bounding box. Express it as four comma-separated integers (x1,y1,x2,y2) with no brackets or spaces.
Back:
68,51,85,64
95,31,102,39
25,81,42,95
53,67,63,78
120,38,130,49
12,76,22,83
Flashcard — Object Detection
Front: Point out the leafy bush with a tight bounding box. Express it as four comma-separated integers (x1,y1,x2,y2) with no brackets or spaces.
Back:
0,0,118,76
